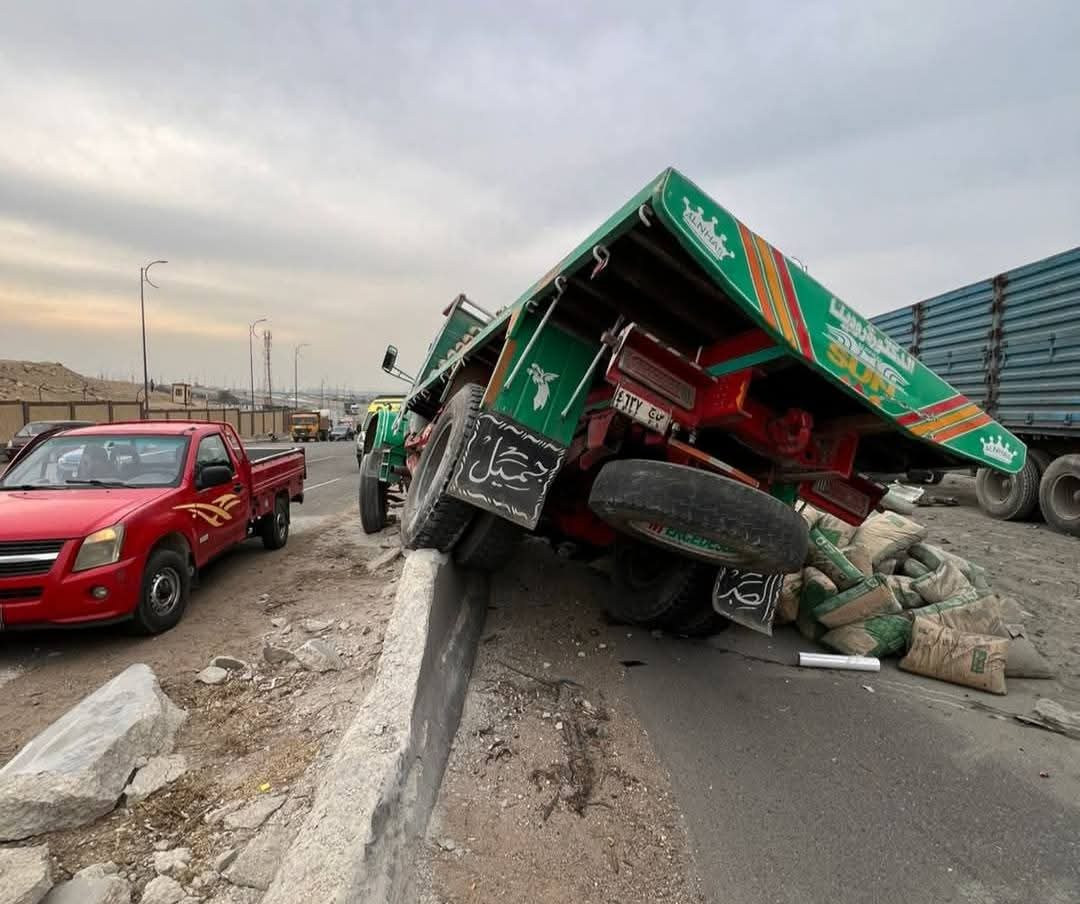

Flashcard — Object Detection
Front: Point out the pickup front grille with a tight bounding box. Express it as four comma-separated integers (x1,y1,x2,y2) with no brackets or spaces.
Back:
0,587,43,601
0,540,65,578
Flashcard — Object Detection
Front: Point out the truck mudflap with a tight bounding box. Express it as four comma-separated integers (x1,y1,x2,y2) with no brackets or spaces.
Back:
711,567,784,635
446,411,567,530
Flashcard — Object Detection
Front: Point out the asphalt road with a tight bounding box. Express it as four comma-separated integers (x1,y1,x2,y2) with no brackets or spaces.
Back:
618,626,1080,904
250,436,359,518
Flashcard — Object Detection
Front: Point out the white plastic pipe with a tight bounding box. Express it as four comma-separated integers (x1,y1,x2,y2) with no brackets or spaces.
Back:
797,652,881,672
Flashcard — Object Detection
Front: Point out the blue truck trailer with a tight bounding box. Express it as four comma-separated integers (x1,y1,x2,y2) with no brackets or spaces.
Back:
872,246,1080,535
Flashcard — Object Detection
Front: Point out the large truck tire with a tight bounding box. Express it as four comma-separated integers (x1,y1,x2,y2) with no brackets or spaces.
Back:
1038,454,1080,537
608,537,727,635
975,455,1041,521
453,511,523,572
359,452,388,534
400,383,482,551
589,459,808,574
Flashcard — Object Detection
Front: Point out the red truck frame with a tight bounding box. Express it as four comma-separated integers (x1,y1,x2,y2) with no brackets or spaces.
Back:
0,421,305,633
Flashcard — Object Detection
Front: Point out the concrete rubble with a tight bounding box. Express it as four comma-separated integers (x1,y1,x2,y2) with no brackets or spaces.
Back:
0,844,52,904
43,863,130,904
293,639,345,672
124,755,187,804
137,876,187,904
151,848,191,877
222,794,286,831
224,824,297,890
195,666,229,686
0,664,185,840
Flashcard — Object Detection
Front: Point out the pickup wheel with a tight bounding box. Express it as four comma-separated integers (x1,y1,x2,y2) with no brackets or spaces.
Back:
609,537,727,635
131,548,190,635
589,459,808,574
975,455,1041,521
454,512,523,572
260,495,290,550
359,452,388,534
1038,454,1080,536
400,384,482,552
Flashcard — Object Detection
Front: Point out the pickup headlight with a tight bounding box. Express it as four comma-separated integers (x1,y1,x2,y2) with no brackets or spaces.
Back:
73,524,125,572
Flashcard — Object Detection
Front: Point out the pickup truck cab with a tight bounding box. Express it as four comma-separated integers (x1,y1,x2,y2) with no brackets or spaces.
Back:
0,421,305,633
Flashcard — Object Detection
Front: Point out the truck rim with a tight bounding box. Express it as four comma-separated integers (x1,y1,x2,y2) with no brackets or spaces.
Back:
1047,471,1080,522
982,470,1013,502
148,567,182,616
276,508,289,541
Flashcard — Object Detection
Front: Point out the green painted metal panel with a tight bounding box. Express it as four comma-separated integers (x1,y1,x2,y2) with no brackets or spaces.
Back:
652,169,1026,474
489,314,597,447
374,408,408,482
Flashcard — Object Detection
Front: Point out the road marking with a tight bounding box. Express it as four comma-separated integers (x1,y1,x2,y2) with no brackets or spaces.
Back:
307,456,334,463
306,477,343,491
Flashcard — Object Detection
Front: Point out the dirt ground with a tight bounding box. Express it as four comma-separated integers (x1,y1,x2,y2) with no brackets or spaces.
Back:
913,473,1080,689
422,541,704,904
0,506,402,895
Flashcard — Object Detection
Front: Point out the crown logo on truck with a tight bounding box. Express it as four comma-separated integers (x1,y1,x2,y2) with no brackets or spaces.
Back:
979,434,1018,465
681,197,735,262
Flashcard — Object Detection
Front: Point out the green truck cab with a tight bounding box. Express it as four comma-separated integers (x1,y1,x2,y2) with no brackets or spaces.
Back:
379,168,1026,635
357,395,408,533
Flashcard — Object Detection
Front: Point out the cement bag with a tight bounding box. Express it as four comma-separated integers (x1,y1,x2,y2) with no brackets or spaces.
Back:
911,593,1008,637
908,543,949,571
910,543,993,594
798,504,823,530
797,568,835,641
776,572,803,625
840,545,874,578
900,617,1007,694
850,512,928,567
902,558,930,579
911,560,972,604
806,529,865,590
1005,626,1055,679
884,575,923,609
814,512,858,548
876,559,899,576
811,575,902,629
822,614,911,658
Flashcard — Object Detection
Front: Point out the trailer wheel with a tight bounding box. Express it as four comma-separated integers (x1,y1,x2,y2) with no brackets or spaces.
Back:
1038,454,1080,537
454,511,523,571
359,452,388,534
400,383,482,551
609,537,725,634
131,547,190,635
975,455,1040,521
260,495,290,549
589,459,808,574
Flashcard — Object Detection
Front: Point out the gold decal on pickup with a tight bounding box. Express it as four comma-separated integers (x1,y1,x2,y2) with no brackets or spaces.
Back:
174,493,242,527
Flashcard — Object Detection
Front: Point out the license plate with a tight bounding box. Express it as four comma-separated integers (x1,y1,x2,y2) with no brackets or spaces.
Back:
612,386,671,435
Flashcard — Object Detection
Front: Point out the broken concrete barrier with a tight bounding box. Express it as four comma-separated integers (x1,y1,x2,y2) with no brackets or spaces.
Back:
0,844,52,904
0,664,185,841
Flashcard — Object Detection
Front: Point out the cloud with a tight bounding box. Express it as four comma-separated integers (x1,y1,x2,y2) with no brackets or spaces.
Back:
1,1,1078,392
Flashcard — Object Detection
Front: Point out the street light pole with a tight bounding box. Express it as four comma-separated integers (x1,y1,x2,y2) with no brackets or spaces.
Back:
294,343,309,411
249,317,267,436
140,259,167,417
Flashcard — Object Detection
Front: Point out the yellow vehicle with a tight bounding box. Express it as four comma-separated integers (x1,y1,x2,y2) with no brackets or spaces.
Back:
356,396,403,469
290,411,329,443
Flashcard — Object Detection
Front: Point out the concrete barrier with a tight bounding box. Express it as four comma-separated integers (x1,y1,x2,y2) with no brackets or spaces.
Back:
262,549,485,904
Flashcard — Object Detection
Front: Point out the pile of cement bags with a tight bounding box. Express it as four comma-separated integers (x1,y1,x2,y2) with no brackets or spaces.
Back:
778,508,1052,694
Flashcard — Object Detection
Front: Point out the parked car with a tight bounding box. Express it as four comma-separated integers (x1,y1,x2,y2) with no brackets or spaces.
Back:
4,420,95,462
0,421,306,633
328,423,354,441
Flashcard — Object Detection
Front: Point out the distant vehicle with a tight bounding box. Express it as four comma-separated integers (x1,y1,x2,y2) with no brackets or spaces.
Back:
0,421,306,633
5,421,95,462
290,410,330,442
329,423,354,441
872,246,1080,534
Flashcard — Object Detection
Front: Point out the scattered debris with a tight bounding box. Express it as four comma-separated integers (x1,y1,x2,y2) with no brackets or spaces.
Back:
1019,699,1080,740
0,664,185,840
152,846,192,876
223,794,287,831
300,618,334,635
366,546,401,574
209,656,250,672
293,639,345,673
261,644,295,665
196,666,229,686
224,824,297,890
44,862,130,904
138,875,186,904
0,844,52,904
125,754,188,803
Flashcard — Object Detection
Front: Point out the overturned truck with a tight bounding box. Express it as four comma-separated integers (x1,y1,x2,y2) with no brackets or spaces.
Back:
366,168,1025,635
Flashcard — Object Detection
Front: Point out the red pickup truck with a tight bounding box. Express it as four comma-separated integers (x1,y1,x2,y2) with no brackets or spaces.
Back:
0,421,305,633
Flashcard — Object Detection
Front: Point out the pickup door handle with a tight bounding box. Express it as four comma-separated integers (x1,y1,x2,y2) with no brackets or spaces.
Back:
233,483,245,494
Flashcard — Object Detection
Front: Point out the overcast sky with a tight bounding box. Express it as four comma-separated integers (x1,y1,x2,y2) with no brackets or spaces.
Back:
2,1,1078,394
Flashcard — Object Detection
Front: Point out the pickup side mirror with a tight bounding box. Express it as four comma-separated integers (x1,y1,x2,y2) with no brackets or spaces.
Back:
197,464,233,490
381,344,399,373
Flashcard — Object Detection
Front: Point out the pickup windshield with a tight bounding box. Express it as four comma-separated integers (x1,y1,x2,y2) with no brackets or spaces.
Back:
0,435,189,489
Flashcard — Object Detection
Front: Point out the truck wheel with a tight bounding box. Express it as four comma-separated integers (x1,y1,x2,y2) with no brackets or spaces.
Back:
359,452,388,534
609,537,723,633
975,456,1040,521
400,384,482,551
260,495,290,549
454,512,523,571
1038,454,1080,536
131,548,190,635
589,459,808,574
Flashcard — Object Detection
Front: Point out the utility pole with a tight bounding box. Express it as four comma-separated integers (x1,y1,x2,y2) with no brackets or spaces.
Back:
249,317,267,435
263,329,273,409
294,343,309,410
139,259,167,416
